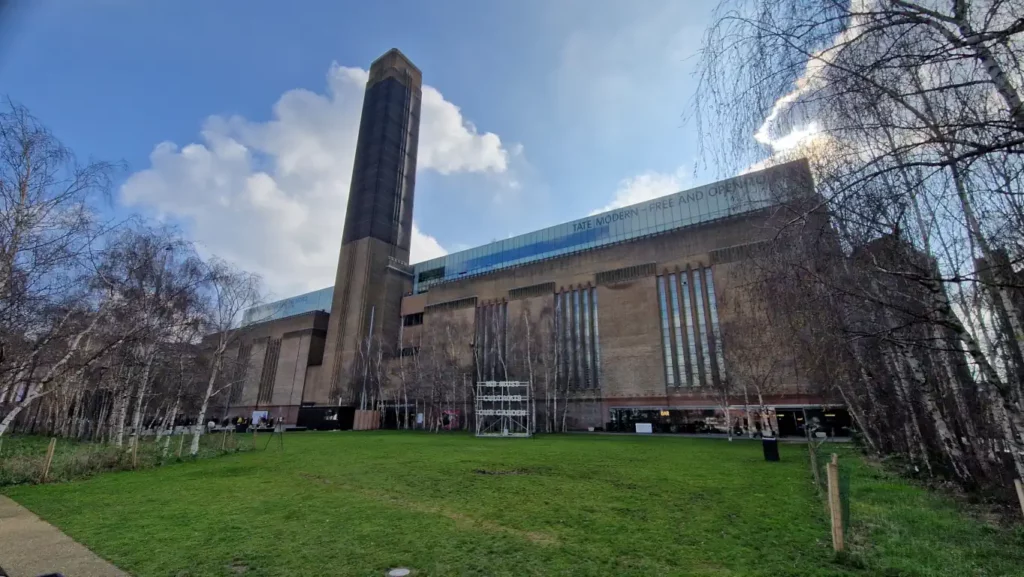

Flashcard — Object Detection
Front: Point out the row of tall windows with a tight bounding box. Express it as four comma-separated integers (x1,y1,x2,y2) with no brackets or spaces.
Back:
474,301,508,380
657,267,725,387
555,287,600,389
257,338,282,404
230,343,253,404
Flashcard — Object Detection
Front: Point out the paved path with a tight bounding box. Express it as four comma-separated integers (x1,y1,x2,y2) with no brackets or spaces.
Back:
0,496,127,577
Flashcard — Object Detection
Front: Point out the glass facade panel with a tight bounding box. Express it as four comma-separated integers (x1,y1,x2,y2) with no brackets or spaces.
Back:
482,304,491,379
554,293,562,384
582,288,593,387
681,273,698,381
563,292,574,387
574,290,583,386
242,286,334,325
667,274,688,387
705,268,726,379
693,271,713,385
591,287,601,386
500,302,508,377
657,276,675,387
411,165,798,291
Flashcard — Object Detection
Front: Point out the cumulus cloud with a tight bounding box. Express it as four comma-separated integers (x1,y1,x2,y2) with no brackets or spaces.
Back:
754,0,870,154
419,86,508,174
590,166,690,215
122,63,512,298
410,224,447,263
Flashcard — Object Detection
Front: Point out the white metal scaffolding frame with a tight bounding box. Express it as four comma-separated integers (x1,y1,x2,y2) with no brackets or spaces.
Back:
475,381,532,438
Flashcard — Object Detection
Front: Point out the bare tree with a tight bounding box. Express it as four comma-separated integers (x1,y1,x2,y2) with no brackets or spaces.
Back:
189,259,262,456
0,100,125,436
93,227,206,448
695,0,1024,498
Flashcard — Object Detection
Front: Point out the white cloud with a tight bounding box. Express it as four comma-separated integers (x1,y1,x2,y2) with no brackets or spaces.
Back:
419,86,508,174
591,166,690,215
121,63,513,298
410,224,447,263
754,0,870,153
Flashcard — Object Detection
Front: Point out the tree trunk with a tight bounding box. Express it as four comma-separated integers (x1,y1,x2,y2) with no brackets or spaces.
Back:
742,382,753,438
113,383,130,448
190,353,223,456
882,346,933,474
129,351,155,449
724,405,733,441
949,4,1024,131
0,384,41,436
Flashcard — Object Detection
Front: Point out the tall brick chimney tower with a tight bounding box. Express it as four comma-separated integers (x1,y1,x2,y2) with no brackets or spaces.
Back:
311,48,421,404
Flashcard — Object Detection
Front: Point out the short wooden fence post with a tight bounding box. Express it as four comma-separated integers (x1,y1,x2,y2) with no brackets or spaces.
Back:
40,437,57,483
827,453,844,552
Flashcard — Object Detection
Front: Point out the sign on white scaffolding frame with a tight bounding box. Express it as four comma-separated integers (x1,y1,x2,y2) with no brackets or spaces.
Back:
475,381,532,438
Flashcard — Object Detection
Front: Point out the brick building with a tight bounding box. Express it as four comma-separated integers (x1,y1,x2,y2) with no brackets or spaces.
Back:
219,49,847,435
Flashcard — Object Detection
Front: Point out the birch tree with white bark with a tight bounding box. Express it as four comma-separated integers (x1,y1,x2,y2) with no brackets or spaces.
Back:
189,259,261,456
0,99,123,436
696,0,1024,497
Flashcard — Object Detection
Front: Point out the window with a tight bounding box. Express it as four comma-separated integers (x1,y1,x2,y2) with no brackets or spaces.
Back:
562,292,573,386
574,290,584,386
693,271,712,386
582,288,593,386
417,266,445,284
591,287,601,386
657,276,676,387
402,312,423,327
475,301,508,379
232,343,253,403
680,273,699,384
668,274,689,387
554,293,563,384
554,288,600,389
257,338,281,405
705,268,726,380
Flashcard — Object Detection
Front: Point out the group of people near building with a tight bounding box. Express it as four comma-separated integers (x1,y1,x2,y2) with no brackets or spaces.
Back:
204,415,282,433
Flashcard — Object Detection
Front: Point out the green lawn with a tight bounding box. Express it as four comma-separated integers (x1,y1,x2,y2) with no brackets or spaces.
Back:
4,432,1023,576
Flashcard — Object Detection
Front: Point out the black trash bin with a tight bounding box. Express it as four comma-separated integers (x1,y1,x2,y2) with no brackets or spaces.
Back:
762,436,780,461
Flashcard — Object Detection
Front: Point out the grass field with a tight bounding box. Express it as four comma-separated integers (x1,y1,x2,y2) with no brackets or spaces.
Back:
4,432,1023,576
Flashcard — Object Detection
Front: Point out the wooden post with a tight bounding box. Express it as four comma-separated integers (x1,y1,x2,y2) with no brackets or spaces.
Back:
253,428,257,450
40,437,57,483
827,454,844,552
1014,479,1024,519
221,429,228,451
176,434,184,458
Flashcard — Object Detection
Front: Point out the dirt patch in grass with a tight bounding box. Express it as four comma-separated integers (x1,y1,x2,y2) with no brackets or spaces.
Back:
474,468,529,476
297,471,558,545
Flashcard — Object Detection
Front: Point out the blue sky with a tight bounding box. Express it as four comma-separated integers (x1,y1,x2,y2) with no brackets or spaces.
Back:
1,0,720,299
